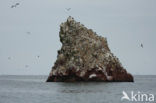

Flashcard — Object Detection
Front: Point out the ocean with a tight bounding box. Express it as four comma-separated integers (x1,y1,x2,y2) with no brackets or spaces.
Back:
0,75,156,103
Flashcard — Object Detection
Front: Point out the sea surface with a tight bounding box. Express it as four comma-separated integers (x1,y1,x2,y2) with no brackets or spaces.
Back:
0,75,156,103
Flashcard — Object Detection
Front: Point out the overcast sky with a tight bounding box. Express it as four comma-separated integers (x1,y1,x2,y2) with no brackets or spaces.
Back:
0,0,156,75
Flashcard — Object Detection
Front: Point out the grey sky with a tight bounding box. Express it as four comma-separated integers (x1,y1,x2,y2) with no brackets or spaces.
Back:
0,0,156,75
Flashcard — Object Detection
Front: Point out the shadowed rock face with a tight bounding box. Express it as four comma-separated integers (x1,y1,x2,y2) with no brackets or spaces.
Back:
47,16,134,82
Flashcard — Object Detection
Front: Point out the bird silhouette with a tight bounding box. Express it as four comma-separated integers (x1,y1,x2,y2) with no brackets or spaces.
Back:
11,3,20,8
11,5,15,8
25,65,29,68
121,91,130,101
8,57,11,60
66,8,71,11
26,32,31,35
37,55,40,58
15,3,20,6
141,43,143,48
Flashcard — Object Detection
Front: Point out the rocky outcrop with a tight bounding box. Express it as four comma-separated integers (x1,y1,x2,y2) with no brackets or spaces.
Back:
47,16,134,82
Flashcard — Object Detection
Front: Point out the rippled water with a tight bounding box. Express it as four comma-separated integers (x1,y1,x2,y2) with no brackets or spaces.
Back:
0,75,156,103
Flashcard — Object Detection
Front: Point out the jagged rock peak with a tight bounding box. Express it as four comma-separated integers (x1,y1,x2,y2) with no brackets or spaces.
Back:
47,16,134,82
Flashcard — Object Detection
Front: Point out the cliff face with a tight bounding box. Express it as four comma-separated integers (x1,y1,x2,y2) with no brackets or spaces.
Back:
47,16,134,82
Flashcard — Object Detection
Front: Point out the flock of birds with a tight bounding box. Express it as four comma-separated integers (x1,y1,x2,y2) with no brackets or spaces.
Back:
9,3,72,68
8,55,40,68
7,28,39,68
9,3,144,68
11,2,71,12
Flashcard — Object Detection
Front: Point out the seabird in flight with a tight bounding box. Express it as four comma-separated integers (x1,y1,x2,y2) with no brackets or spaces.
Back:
141,43,143,48
66,8,71,11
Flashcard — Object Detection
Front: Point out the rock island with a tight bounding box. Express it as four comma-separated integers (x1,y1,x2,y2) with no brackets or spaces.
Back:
47,16,134,82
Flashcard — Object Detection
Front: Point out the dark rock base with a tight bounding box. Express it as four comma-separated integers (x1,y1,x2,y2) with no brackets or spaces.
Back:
46,68,134,82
